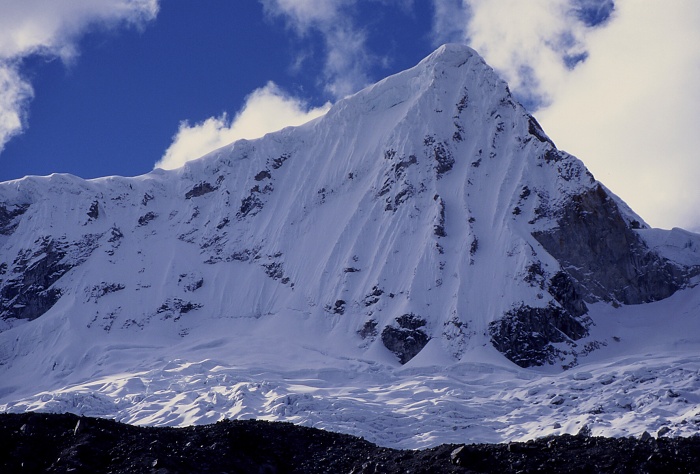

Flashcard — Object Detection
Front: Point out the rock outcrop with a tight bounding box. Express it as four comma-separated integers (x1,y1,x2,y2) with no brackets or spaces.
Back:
3,412,700,473
489,303,589,368
381,314,430,364
533,184,688,305
0,235,100,322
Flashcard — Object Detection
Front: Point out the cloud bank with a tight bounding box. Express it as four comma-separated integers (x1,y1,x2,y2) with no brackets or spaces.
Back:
431,0,606,109
538,1,700,231
156,82,330,170
0,0,159,153
432,0,700,230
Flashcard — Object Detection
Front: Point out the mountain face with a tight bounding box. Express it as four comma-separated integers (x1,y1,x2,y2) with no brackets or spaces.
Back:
2,44,700,445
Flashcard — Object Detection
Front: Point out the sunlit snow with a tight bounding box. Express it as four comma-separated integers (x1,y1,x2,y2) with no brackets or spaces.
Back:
1,44,699,448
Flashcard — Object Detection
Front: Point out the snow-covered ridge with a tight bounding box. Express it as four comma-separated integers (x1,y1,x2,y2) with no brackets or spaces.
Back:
1,44,699,447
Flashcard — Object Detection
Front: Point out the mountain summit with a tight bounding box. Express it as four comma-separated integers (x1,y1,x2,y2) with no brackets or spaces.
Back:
2,44,700,445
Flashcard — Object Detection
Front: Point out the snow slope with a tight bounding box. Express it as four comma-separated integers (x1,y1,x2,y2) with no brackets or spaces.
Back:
1,44,700,447
3,287,700,448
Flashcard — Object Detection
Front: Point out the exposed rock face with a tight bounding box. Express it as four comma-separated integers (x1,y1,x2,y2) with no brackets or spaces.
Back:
0,235,100,322
489,268,593,367
87,200,99,220
548,271,588,317
185,181,218,199
0,237,69,322
358,319,378,339
381,314,430,364
0,204,29,236
491,181,700,368
533,184,686,305
489,303,590,368
495,184,697,367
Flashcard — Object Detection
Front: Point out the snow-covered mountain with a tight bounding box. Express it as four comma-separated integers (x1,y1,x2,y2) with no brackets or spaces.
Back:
2,44,700,447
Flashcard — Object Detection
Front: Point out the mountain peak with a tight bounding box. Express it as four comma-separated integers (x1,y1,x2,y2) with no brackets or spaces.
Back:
422,42,477,62
314,43,505,138
1,45,699,444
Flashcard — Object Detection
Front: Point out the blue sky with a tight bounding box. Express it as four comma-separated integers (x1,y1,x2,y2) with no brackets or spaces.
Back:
0,1,699,231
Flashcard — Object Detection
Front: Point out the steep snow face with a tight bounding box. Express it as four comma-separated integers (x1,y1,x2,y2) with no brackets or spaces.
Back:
0,45,699,436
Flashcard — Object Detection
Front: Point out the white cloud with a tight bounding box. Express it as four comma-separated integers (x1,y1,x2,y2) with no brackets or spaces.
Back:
323,26,372,98
260,0,372,99
260,0,349,32
0,64,33,150
431,0,471,46
155,82,331,170
432,0,589,108
431,0,700,230
0,0,159,153
537,1,700,231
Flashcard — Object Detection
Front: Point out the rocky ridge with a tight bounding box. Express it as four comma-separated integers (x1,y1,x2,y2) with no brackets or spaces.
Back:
3,412,699,473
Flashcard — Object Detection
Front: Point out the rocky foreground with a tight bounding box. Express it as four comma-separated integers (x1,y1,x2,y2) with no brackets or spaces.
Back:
2,413,699,473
